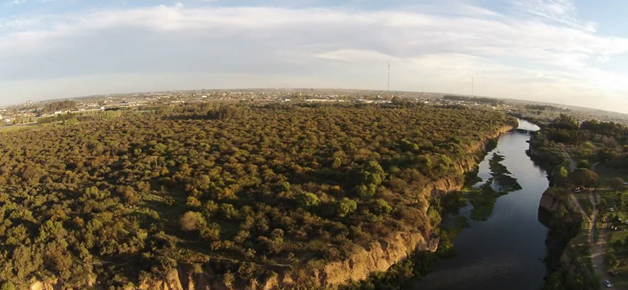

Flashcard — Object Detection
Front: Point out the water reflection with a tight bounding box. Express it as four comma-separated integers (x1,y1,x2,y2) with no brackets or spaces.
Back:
467,153,523,221
410,125,549,290
518,119,541,132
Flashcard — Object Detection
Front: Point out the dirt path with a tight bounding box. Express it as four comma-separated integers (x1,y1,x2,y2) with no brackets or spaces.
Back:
566,152,577,172
568,193,590,222
588,193,611,288
592,227,611,288
569,191,610,288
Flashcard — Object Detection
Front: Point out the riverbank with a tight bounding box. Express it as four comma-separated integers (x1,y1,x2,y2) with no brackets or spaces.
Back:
28,123,516,290
320,119,552,290
256,125,516,290
336,126,517,290
530,133,601,289
411,122,550,290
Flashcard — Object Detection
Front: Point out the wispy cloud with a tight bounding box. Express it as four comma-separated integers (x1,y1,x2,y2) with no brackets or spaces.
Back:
8,0,26,6
0,2,628,112
513,0,597,32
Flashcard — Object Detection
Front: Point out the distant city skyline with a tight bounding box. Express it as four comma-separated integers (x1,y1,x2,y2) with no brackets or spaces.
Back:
2,0,628,113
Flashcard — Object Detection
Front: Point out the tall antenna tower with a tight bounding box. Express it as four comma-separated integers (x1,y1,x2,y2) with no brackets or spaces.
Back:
472,76,474,96
387,62,390,92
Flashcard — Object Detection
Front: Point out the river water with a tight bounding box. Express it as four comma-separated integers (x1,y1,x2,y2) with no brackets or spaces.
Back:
411,119,549,290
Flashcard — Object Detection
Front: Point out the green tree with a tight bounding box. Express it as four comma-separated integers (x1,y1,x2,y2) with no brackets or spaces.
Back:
220,203,239,220
335,198,357,217
554,166,569,186
373,199,392,214
200,223,221,241
352,161,385,198
608,177,625,192
552,114,578,130
605,253,619,269
570,168,599,188
0,282,15,290
180,211,206,232
577,159,590,169
559,166,569,179
400,139,420,152
297,192,320,209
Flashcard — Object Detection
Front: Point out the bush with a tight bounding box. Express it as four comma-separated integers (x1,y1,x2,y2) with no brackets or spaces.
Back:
0,282,15,290
297,192,320,208
220,204,239,220
373,199,392,214
180,211,205,232
605,253,619,269
608,177,625,192
336,198,357,217
570,168,599,188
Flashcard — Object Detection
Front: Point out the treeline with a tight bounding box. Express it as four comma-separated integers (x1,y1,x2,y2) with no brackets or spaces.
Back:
36,112,78,124
443,95,504,106
540,115,628,170
36,111,123,125
42,100,77,113
545,114,628,143
0,103,514,289
525,104,569,112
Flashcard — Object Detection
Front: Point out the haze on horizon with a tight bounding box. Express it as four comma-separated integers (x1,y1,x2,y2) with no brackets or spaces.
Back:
2,0,628,114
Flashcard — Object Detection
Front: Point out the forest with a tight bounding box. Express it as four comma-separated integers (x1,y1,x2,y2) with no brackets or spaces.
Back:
537,114,628,170
532,114,628,290
0,103,514,289
442,95,505,106
41,100,78,113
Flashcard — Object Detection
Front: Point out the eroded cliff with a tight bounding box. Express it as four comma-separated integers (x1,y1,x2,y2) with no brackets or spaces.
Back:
30,125,514,290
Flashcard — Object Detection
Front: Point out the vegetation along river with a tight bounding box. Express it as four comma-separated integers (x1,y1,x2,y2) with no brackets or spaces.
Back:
411,119,548,290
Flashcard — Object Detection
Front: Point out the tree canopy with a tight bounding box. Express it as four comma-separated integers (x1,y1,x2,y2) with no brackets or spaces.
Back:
0,103,514,289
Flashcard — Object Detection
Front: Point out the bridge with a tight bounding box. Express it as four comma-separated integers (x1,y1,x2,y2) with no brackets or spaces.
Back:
515,128,537,134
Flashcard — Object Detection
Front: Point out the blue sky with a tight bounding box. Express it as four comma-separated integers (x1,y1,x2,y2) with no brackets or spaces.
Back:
2,0,628,113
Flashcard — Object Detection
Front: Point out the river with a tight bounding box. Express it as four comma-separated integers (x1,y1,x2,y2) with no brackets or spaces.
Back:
411,119,549,290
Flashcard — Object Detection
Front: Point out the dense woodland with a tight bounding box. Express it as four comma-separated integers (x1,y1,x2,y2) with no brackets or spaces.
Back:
535,114,628,172
0,103,514,289
533,114,628,290
442,95,505,106
42,100,78,113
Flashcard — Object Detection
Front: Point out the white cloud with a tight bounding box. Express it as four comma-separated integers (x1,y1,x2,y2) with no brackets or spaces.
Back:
513,0,597,32
8,0,26,5
514,0,577,23
315,50,398,62
1,3,628,113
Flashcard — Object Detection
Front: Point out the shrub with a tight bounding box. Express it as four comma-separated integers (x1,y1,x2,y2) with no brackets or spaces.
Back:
297,192,320,209
336,198,357,217
180,211,205,232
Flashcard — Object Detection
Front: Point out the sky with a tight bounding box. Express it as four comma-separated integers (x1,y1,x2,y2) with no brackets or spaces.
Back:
2,0,628,113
